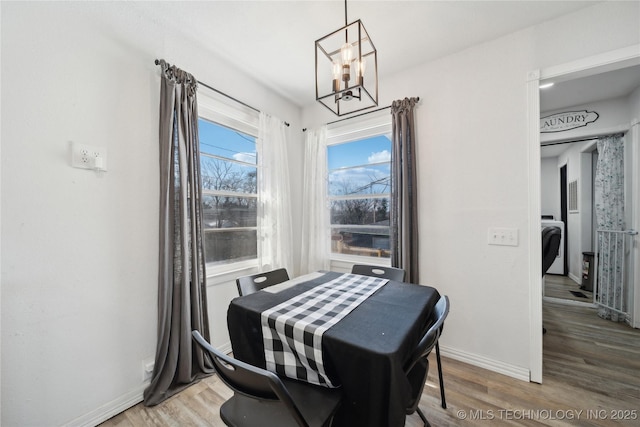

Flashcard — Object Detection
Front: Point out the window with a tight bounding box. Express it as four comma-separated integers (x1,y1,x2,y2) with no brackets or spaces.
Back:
198,93,260,266
327,112,392,259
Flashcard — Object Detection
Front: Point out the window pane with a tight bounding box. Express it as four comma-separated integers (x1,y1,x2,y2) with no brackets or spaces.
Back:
327,132,392,259
331,226,390,258
328,163,390,196
204,229,257,264
199,118,257,164
330,197,390,226
201,156,257,194
199,115,258,266
202,195,257,228
327,135,391,170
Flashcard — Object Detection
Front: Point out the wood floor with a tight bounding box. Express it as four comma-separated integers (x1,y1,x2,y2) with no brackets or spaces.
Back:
544,274,594,303
100,301,640,426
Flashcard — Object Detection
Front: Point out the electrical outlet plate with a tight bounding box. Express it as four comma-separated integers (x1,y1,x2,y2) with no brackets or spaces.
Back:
71,142,107,171
142,357,155,382
488,227,519,246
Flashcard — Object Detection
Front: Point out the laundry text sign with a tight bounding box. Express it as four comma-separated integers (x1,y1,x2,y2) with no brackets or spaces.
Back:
540,110,599,133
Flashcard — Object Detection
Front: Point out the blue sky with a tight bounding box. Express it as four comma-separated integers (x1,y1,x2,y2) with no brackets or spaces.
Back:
199,119,391,196
328,135,392,196
199,118,256,164
327,135,391,170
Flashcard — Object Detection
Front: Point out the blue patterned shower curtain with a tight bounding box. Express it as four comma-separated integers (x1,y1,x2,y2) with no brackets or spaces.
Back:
594,133,626,322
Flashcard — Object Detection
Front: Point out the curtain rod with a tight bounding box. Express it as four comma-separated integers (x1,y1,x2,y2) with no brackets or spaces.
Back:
541,137,598,147
303,96,420,131
155,59,289,127
328,105,392,126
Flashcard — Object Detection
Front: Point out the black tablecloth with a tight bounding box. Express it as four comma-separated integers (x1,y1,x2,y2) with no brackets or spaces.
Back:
227,271,441,427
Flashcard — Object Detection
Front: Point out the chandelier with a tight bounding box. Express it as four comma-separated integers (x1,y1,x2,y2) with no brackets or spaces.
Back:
315,0,378,116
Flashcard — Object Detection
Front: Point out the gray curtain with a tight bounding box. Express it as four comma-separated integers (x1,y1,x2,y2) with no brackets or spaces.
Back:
390,97,420,283
144,60,213,406
594,133,626,322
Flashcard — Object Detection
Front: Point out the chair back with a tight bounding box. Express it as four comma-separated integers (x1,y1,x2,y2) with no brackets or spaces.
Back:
236,268,290,296
405,295,450,374
404,295,450,418
351,264,406,281
542,226,561,277
191,330,309,426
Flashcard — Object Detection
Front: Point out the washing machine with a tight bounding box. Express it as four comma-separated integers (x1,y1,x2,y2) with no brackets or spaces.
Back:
541,219,564,275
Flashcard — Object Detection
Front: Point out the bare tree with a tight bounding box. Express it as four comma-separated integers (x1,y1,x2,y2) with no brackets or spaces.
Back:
201,157,257,228
330,172,389,225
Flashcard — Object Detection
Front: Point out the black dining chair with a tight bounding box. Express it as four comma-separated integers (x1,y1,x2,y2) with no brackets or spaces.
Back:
236,268,290,296
192,330,343,427
351,264,406,281
542,226,561,277
541,226,562,334
404,295,450,427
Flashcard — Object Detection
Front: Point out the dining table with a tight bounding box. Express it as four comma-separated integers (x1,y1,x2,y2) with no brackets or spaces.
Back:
226,270,441,427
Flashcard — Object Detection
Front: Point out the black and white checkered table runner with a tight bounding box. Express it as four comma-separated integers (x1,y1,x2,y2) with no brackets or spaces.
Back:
261,273,388,387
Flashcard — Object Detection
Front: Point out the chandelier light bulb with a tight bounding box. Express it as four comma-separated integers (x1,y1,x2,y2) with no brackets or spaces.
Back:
341,42,354,63
332,61,341,79
332,61,341,92
340,42,353,83
358,57,366,76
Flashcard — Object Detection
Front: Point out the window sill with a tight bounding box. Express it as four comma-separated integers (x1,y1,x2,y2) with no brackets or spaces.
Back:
205,259,259,285
329,253,392,266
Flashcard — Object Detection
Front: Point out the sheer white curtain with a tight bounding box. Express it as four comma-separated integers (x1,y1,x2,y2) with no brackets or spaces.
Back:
257,112,294,274
300,126,330,274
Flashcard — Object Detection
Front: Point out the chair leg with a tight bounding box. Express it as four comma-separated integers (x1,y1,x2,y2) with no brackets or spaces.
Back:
435,341,446,409
416,407,431,427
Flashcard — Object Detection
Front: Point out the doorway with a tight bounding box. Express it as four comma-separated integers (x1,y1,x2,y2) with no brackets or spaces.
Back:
541,141,598,305
560,164,568,276
527,44,640,383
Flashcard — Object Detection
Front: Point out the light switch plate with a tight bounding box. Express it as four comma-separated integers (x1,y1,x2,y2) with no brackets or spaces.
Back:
488,227,518,246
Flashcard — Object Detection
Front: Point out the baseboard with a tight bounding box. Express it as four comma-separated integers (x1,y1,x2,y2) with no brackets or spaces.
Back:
568,272,581,285
62,383,147,427
440,345,531,382
220,341,232,354
64,345,529,426
544,295,595,307
64,342,233,427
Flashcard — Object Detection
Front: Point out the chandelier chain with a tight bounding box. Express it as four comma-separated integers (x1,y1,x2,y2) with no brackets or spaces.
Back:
344,0,348,26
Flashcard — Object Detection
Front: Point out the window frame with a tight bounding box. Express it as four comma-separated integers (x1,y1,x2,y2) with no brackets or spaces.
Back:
198,91,261,274
326,109,393,264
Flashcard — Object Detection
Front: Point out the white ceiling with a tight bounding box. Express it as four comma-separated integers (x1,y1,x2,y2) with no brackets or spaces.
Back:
540,64,640,113
130,0,605,108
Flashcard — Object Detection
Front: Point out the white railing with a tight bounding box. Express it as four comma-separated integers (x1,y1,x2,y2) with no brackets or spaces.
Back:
594,229,638,318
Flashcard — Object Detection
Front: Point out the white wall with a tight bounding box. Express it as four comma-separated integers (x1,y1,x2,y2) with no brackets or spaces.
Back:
630,85,640,118
557,141,596,280
541,142,596,282
629,86,640,327
302,0,640,377
0,3,3,421
541,97,634,144
0,2,300,426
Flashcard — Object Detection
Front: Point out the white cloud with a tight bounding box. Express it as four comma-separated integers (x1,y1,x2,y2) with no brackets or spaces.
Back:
329,166,390,195
368,150,391,164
